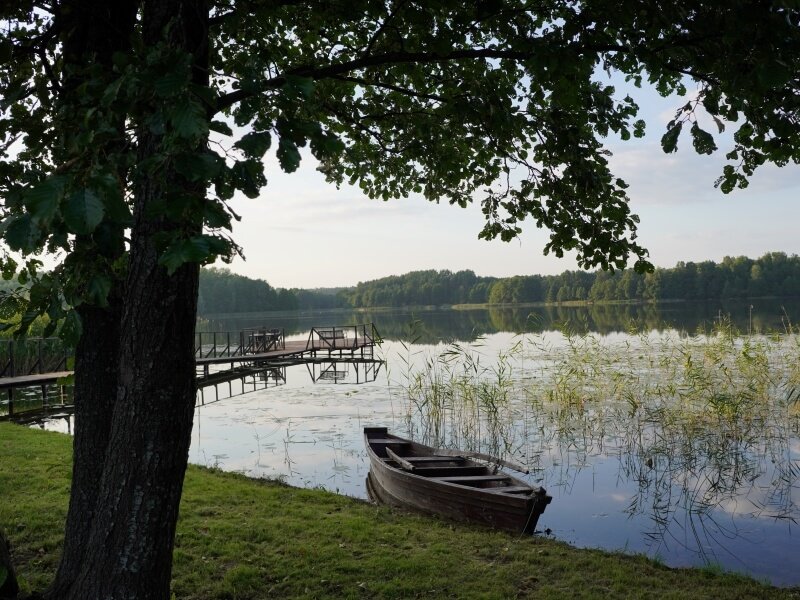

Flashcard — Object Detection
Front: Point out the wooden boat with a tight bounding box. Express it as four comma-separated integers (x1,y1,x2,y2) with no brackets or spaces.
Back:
364,427,551,534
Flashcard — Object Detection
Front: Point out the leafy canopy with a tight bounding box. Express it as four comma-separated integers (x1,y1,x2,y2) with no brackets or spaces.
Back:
1,1,799,339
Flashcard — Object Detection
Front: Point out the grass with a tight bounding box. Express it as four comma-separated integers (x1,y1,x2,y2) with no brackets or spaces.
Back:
2,423,798,599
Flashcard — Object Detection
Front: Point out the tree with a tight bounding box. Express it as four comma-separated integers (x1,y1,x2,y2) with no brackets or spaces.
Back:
2,2,800,598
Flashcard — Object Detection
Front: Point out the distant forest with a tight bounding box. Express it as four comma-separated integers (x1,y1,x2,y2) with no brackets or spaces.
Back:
197,253,800,314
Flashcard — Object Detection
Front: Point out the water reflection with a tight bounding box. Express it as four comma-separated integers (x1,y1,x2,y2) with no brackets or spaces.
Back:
189,310,800,586
17,302,800,586
200,299,800,343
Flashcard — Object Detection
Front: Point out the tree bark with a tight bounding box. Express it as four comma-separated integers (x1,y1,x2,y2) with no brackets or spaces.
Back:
47,303,121,599
46,2,137,597
60,1,208,598
0,531,19,600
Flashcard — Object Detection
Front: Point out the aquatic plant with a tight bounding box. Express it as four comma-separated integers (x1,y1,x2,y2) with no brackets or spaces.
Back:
390,318,800,565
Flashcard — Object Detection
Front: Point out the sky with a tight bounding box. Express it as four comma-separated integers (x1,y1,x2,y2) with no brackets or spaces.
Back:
218,81,800,290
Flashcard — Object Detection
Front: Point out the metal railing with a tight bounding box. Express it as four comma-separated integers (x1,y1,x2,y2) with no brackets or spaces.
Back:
194,328,285,359
305,323,381,352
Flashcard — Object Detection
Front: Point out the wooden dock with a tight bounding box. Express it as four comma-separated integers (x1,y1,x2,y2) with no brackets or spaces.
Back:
0,323,382,421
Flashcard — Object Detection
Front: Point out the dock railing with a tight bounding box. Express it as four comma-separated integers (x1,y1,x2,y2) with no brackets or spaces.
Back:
194,330,242,359
305,323,381,354
194,328,285,359
242,327,285,354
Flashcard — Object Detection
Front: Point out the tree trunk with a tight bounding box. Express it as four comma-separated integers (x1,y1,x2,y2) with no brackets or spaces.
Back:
64,253,199,600
0,531,19,599
46,3,137,597
47,303,121,599
59,1,208,597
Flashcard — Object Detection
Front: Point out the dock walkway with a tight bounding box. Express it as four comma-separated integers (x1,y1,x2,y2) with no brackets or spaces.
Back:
1,323,381,420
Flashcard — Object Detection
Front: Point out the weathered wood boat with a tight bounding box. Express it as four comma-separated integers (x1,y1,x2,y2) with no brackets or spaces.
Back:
364,427,551,534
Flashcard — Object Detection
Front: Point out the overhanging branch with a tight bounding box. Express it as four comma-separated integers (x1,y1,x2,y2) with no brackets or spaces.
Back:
214,46,544,114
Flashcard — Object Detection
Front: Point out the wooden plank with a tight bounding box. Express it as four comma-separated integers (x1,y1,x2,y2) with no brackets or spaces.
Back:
402,456,466,463
385,447,417,471
195,336,375,366
411,466,488,477
368,438,410,445
484,486,533,494
433,475,511,483
0,371,72,389
431,448,529,474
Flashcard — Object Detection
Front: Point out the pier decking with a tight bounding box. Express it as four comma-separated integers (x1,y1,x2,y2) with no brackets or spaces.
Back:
0,323,382,421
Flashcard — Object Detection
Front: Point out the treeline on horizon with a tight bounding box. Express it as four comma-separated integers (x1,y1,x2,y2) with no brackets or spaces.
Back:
198,252,800,314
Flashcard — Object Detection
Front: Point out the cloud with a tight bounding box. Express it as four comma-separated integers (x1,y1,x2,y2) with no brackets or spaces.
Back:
608,141,800,208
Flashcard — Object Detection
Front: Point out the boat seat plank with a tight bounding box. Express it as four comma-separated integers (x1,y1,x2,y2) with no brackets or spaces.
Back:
401,455,466,463
385,447,417,471
484,486,533,494
433,475,511,483
368,438,411,445
412,466,488,477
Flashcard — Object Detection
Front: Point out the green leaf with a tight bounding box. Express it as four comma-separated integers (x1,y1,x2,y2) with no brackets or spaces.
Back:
159,235,230,274
310,132,345,159
277,137,301,172
757,61,791,88
209,120,233,136
660,122,683,153
0,256,17,280
28,278,51,307
203,200,232,229
64,189,105,234
101,77,123,107
158,237,209,274
0,39,12,63
18,307,40,335
0,294,23,319
230,160,265,198
284,75,315,99
168,99,208,139
87,274,112,307
60,310,83,346
154,70,190,97
25,176,66,225
234,131,272,158
4,214,40,252
174,152,221,182
690,123,717,155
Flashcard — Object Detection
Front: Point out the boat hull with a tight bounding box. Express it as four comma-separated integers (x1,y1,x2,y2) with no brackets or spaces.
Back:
365,427,550,534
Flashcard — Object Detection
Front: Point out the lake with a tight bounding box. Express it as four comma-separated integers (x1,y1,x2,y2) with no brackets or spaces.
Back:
193,299,800,586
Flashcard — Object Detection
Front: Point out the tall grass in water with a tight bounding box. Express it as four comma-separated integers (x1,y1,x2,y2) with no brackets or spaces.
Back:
524,318,800,558
392,317,800,560
394,328,521,461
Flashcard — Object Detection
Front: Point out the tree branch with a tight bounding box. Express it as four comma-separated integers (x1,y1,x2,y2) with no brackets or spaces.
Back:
209,0,316,27
329,74,448,103
362,0,409,58
214,46,542,113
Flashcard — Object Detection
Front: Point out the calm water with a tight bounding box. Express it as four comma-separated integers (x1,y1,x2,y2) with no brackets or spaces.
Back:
193,300,800,586
29,300,800,585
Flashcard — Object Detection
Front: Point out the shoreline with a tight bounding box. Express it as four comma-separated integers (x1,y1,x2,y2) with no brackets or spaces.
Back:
2,423,797,598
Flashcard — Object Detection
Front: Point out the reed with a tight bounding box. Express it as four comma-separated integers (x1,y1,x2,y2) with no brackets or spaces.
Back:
394,335,520,461
389,318,800,567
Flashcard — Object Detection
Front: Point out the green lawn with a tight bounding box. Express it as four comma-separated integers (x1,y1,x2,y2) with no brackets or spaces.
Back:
1,422,797,599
